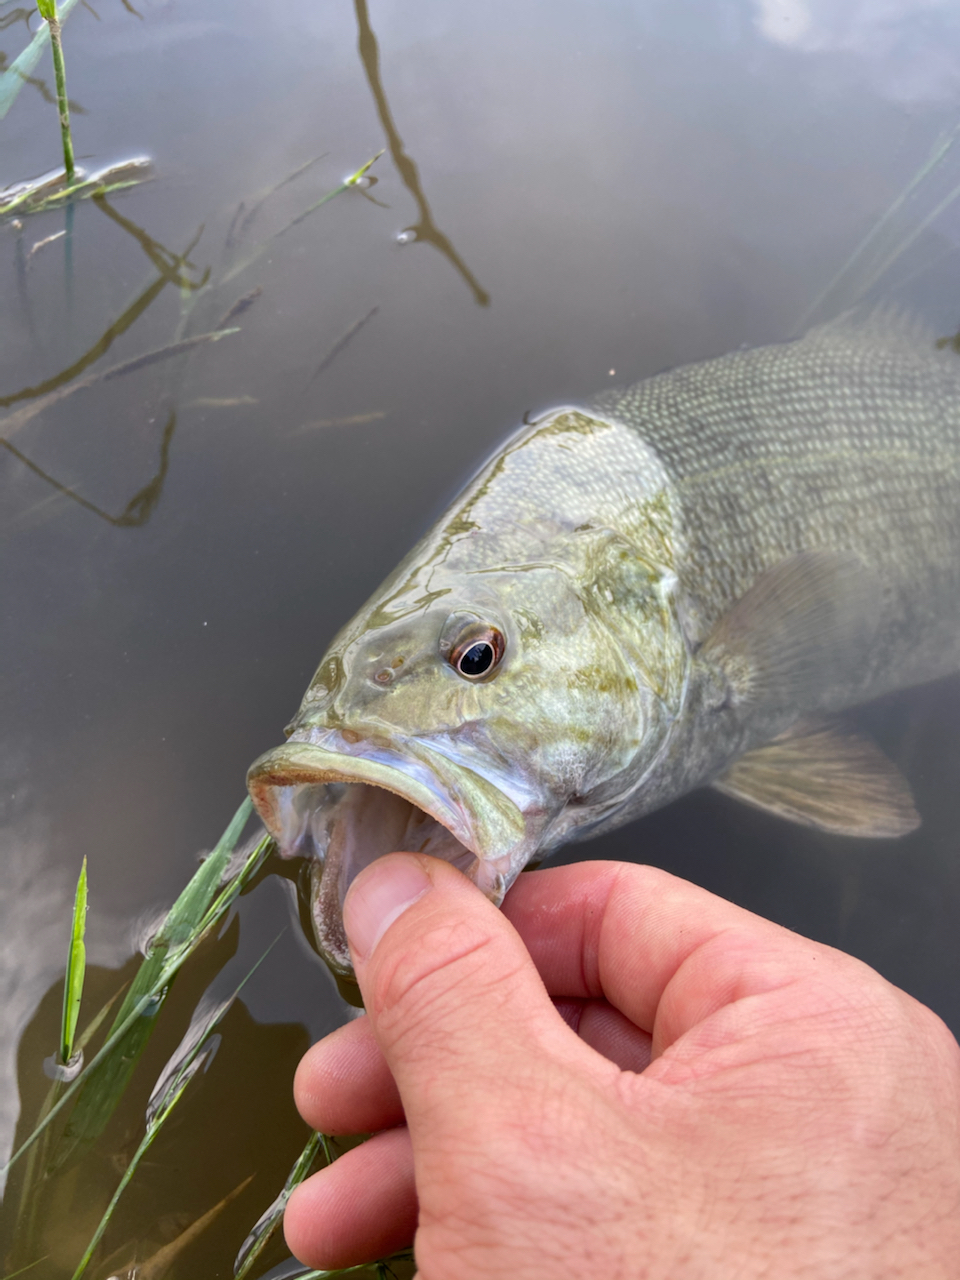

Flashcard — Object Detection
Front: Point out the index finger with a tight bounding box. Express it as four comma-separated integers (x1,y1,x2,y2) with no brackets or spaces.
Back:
501,861,855,1055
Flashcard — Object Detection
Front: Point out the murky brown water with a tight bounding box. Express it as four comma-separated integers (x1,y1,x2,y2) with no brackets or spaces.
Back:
3,0,960,1275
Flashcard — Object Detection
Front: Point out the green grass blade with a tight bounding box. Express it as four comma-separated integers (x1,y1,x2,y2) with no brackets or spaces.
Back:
0,0,81,120
60,856,87,1066
220,152,384,285
2,806,270,1177
234,1130,324,1280
52,799,256,1166
0,1258,50,1280
69,944,277,1280
68,1058,199,1280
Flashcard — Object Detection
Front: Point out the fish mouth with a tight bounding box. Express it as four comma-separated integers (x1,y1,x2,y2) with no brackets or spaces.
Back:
246,738,528,975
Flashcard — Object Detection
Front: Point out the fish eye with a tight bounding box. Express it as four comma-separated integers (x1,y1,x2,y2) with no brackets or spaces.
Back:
449,626,505,681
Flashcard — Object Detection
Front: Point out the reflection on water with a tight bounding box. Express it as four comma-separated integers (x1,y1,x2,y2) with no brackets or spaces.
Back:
1,407,176,528
1,0,960,1275
354,0,490,308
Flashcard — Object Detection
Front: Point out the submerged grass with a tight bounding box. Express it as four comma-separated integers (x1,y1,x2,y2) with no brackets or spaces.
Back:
7,790,410,1279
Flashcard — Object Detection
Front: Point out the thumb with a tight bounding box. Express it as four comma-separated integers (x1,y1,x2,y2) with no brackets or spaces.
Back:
343,853,574,1134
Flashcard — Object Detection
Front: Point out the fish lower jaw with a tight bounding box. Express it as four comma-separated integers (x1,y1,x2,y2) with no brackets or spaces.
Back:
249,763,511,975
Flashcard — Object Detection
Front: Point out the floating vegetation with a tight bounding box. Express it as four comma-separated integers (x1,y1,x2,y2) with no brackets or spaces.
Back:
0,156,153,220
220,151,385,285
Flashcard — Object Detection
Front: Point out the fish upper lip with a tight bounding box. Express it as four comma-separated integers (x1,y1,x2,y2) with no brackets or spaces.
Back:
246,728,531,868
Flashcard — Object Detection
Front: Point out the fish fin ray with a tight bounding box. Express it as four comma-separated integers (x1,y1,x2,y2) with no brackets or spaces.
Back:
700,551,881,710
712,720,919,838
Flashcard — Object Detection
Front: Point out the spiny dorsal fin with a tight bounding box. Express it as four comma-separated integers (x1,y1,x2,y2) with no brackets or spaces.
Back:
700,551,881,712
713,720,919,838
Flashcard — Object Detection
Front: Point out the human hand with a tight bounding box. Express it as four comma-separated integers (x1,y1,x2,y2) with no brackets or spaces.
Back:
284,856,960,1279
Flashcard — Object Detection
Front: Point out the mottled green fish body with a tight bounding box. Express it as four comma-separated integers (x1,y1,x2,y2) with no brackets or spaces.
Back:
248,311,960,974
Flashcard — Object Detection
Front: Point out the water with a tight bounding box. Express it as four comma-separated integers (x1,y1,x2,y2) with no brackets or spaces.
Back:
2,0,960,1274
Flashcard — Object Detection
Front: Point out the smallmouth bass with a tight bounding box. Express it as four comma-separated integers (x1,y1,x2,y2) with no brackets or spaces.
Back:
248,310,960,975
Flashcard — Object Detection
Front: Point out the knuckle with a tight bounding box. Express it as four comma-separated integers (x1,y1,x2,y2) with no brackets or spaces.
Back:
369,916,501,1043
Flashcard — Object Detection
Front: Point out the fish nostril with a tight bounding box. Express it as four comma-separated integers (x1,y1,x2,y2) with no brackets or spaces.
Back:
373,668,393,684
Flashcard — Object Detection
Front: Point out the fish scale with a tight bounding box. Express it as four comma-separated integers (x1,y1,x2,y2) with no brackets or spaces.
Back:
589,312,960,696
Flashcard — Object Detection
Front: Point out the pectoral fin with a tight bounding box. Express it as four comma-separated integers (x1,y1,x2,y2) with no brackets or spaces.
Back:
700,551,881,711
712,721,919,837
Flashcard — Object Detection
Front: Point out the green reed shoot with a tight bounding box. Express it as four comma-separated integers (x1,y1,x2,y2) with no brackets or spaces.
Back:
60,856,87,1066
234,1125,416,1280
35,0,75,183
70,934,281,1279
2,798,271,1177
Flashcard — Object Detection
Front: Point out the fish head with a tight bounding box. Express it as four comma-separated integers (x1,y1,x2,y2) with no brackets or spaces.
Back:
247,537,688,975
248,406,690,975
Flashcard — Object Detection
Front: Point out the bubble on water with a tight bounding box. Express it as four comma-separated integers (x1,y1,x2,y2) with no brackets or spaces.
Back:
396,228,417,245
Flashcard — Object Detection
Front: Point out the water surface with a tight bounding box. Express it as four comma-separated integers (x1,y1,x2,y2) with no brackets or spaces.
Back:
3,0,960,1275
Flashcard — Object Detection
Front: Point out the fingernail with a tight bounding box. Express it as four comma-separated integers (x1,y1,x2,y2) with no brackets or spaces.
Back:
343,856,432,961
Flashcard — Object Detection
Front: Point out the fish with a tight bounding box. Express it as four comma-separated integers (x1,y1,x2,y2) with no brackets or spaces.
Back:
247,309,960,976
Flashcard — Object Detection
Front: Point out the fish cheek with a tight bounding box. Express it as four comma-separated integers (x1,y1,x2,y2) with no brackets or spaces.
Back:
485,625,646,799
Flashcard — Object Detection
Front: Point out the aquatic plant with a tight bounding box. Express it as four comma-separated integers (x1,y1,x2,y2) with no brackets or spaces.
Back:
2,140,399,1276
4,796,410,1280
59,858,87,1070
33,0,74,183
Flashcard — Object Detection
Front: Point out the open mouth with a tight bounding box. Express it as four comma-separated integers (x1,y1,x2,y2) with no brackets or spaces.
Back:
247,740,521,974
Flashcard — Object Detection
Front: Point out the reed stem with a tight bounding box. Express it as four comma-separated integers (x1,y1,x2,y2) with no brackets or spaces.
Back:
37,2,75,182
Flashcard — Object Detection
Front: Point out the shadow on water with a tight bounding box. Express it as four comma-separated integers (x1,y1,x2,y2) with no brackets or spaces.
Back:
354,0,490,308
